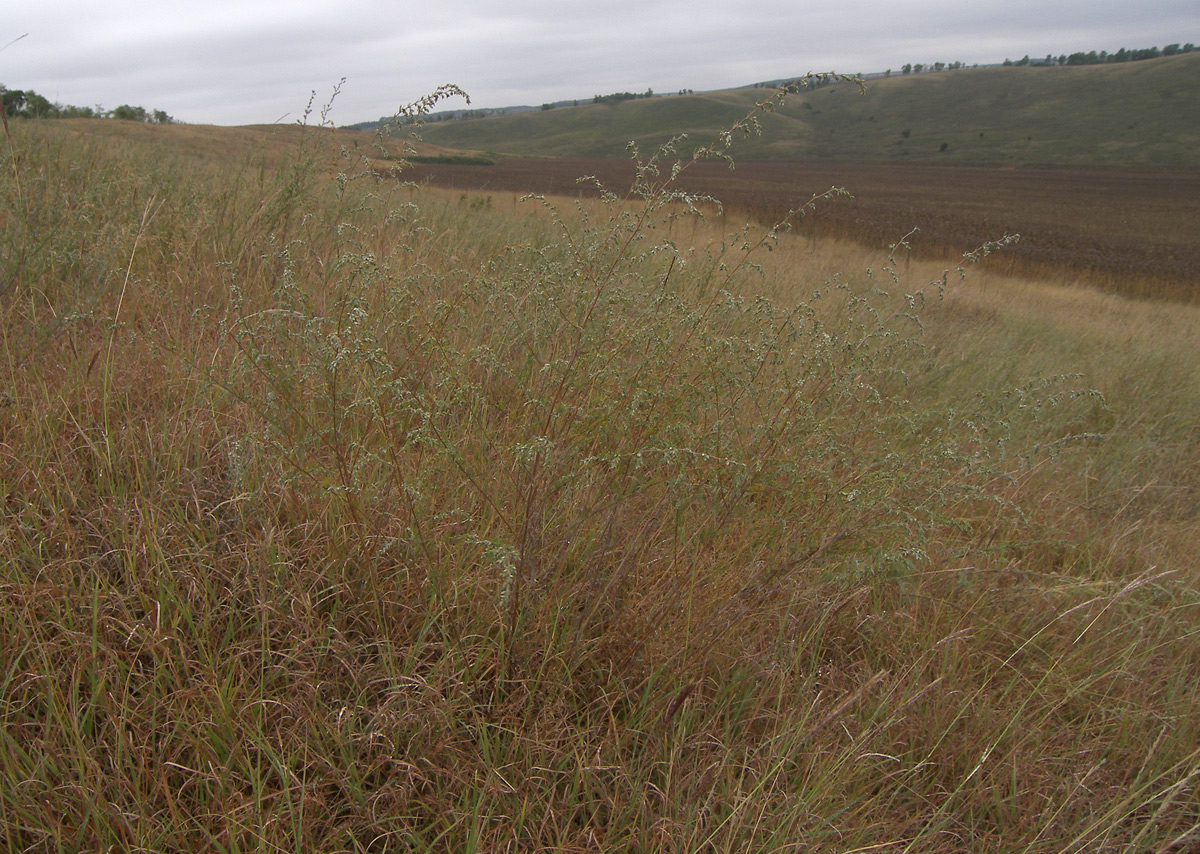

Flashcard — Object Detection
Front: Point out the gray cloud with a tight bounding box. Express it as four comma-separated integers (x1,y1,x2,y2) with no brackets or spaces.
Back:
5,0,1196,125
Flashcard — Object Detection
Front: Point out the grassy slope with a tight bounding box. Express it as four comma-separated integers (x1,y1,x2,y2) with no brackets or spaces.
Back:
413,52,1200,164
4,115,1200,852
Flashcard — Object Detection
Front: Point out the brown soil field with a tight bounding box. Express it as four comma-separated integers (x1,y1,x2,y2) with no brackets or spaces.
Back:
397,157,1200,301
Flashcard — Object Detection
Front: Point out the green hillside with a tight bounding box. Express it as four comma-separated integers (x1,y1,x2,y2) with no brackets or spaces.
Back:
412,53,1200,165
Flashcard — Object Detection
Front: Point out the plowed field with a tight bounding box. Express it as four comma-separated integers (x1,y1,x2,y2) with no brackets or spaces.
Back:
399,157,1200,300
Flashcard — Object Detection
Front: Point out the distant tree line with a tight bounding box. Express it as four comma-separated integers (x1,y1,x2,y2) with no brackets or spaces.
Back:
1,85,172,123
109,104,173,124
889,43,1193,75
750,76,842,90
1003,44,1194,67
901,61,967,74
593,89,654,105
387,107,503,125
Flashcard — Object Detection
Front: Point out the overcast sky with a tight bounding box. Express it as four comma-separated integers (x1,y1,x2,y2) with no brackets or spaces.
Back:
5,1,1197,126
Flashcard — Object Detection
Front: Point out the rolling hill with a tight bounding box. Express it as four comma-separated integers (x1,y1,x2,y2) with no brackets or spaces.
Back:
406,52,1200,165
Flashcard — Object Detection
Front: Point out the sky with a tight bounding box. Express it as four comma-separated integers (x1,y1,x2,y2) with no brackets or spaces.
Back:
5,1,1198,126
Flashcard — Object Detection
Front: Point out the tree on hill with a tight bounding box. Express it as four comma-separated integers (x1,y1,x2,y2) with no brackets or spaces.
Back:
111,104,148,122
110,104,173,123
1,84,172,123
1000,44,1190,68
1,86,56,118
592,90,656,105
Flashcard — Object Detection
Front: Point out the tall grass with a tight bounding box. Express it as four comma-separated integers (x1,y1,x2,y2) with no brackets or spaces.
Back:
3,84,1199,852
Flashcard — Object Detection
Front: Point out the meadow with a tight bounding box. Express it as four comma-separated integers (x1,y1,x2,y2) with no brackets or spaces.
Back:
411,53,1200,166
3,97,1200,852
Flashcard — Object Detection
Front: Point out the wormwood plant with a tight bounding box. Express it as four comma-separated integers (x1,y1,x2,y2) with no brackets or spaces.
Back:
224,76,1084,688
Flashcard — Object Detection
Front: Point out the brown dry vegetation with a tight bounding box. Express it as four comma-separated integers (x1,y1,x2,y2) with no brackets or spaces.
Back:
3,107,1200,852
400,156,1200,302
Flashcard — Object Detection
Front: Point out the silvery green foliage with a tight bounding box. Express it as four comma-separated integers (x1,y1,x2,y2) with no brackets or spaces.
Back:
225,81,1100,660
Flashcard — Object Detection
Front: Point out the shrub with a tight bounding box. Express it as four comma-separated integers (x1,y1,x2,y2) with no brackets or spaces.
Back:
225,79,1057,685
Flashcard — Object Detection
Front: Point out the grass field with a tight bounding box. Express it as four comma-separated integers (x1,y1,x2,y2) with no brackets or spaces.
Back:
410,53,1200,165
3,106,1200,852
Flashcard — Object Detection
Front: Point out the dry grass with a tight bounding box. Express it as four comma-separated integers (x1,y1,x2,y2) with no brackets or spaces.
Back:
2,103,1199,852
